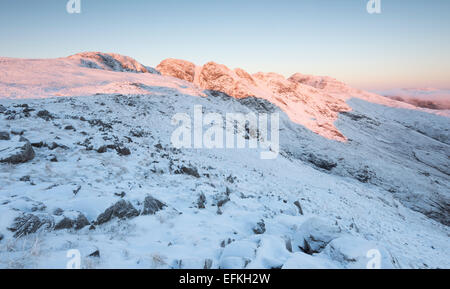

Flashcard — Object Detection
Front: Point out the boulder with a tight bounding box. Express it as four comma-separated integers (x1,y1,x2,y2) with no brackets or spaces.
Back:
0,131,10,140
141,195,166,215
54,212,90,230
8,213,53,238
196,193,206,209
36,110,54,121
293,217,344,254
0,136,35,164
175,165,200,178
252,219,266,235
96,200,139,225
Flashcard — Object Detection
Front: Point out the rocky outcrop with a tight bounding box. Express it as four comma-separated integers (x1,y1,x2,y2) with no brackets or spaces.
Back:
156,59,196,82
156,58,351,141
198,62,255,99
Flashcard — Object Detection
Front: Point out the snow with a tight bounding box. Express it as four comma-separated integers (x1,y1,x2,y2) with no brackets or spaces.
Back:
0,53,448,269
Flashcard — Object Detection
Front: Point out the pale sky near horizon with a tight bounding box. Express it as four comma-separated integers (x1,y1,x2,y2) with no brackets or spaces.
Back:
0,0,449,90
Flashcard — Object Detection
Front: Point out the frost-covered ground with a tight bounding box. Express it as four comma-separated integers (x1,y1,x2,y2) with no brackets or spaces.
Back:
0,54,449,269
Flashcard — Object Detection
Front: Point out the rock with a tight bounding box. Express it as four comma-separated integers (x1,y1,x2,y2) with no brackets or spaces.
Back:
196,193,206,209
73,186,81,195
280,236,293,253
96,144,131,156
0,104,6,113
31,141,45,148
53,208,64,216
0,136,35,164
8,214,53,238
19,175,31,182
64,125,75,130
294,201,304,215
204,259,213,269
213,192,230,208
130,129,145,138
175,165,200,178
54,212,90,230
97,145,107,153
0,233,4,241
114,192,126,198
88,119,113,131
73,214,90,229
36,110,54,121
307,154,337,171
88,250,100,258
0,131,10,140
141,195,166,215
54,217,74,230
48,142,69,150
116,146,131,156
293,217,344,254
11,130,24,136
355,166,375,183
252,219,266,234
96,200,139,225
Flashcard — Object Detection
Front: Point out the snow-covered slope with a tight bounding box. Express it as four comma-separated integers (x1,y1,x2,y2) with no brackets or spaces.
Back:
0,53,199,99
0,53,449,269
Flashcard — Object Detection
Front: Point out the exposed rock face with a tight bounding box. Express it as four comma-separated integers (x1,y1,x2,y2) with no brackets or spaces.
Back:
156,58,352,141
199,62,255,99
156,59,196,82
0,136,35,164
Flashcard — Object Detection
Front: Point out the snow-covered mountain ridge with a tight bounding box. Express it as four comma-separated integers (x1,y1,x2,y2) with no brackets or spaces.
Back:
0,53,448,269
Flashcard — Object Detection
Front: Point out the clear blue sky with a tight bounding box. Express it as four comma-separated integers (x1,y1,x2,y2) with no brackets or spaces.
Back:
1,0,449,89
